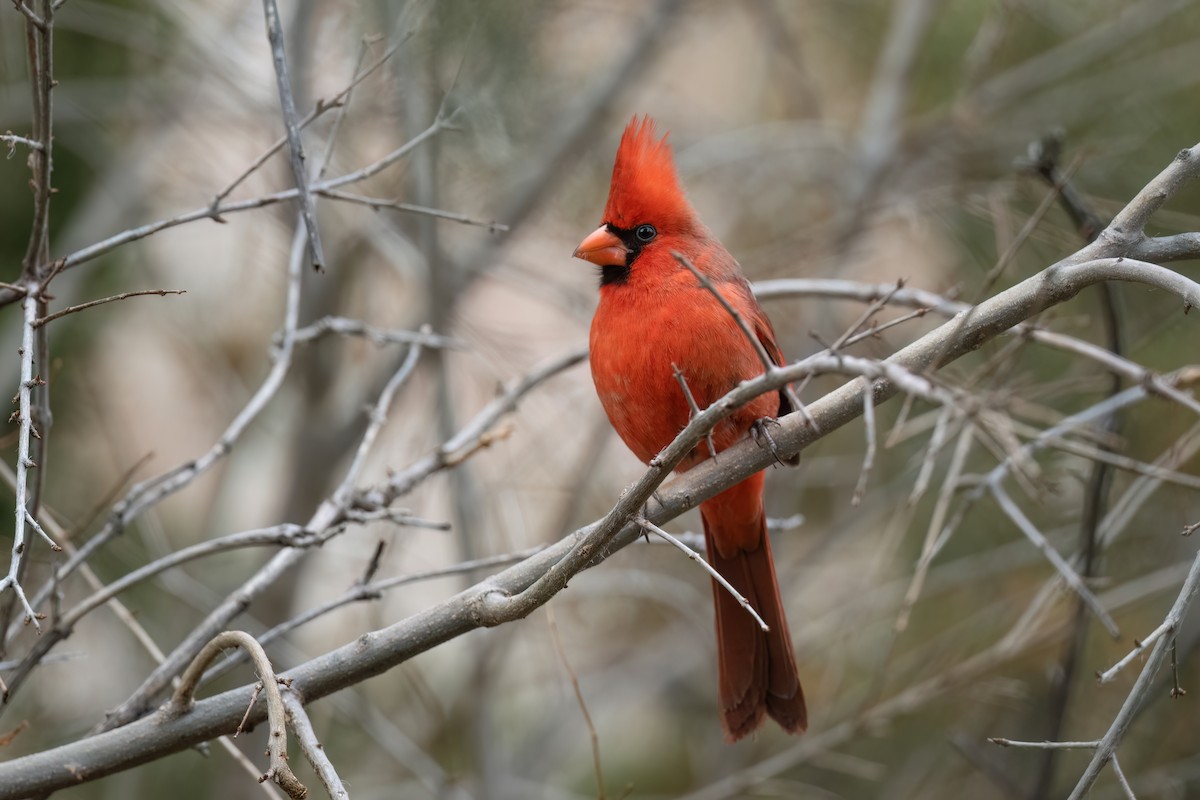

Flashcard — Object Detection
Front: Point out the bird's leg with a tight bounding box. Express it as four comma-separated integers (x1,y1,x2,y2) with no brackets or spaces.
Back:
751,417,797,467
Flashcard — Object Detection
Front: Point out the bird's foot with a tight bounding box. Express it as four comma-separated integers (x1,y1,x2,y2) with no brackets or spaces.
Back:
751,417,799,467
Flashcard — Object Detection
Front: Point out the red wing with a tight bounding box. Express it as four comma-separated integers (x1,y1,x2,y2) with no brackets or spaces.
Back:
752,306,786,371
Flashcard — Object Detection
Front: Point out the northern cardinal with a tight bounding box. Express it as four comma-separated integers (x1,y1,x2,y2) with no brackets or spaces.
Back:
574,116,806,740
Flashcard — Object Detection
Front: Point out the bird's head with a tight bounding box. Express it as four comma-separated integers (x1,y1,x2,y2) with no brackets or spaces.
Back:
574,115,699,286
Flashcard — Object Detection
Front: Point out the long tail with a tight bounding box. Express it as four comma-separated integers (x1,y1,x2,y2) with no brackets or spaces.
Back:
700,474,806,741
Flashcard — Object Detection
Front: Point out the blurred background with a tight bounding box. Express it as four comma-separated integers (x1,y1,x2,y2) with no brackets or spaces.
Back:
2,0,1200,797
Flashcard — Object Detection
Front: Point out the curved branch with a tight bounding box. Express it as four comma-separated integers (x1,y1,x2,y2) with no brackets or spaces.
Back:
169,631,306,799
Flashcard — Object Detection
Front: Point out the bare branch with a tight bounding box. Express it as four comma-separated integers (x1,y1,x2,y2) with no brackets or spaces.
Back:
290,316,464,350
60,525,330,631
0,132,42,153
546,608,606,800
169,631,306,799
1097,620,1171,685
0,293,49,632
672,363,716,459
18,0,54,283
10,113,456,287
842,0,938,210
330,339,423,506
198,547,544,690
895,422,975,635
11,1,45,30
317,188,508,232
262,0,324,271
991,484,1119,636
1133,231,1200,263
1068,548,1200,799
638,517,768,632
281,691,347,800
989,738,1099,750
852,378,877,506
211,37,405,209
1111,754,1138,800
92,348,581,731
2,223,310,703
33,289,186,328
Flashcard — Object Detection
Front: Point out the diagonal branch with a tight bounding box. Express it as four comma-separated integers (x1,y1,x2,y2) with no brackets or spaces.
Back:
262,0,324,271
1067,548,1200,799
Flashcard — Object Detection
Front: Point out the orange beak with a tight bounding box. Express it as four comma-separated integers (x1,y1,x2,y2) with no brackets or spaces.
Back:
573,226,628,267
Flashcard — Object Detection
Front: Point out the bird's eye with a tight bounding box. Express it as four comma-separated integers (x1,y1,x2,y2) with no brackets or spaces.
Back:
635,224,657,243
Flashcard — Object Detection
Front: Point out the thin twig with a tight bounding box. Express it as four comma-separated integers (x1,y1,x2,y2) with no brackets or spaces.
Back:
330,338,423,506
22,511,57,551
236,684,264,737
852,378,877,506
60,525,331,631
19,0,53,283
1169,637,1185,698
198,547,545,690
290,316,464,350
673,363,716,458
262,0,324,271
908,407,955,505
894,422,975,635
211,38,404,209
547,607,606,800
984,738,1099,753
11,1,45,30
991,483,1119,636
23,113,456,282
637,517,768,632
317,188,508,232
673,252,776,371
671,251,807,425
33,289,186,328
0,133,42,152
1097,621,1171,685
1110,754,1138,800
1067,548,1200,799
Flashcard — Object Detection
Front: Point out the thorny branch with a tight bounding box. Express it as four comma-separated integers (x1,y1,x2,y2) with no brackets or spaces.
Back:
281,691,346,799
1066,549,1200,798
0,294,57,632
1,15,1198,791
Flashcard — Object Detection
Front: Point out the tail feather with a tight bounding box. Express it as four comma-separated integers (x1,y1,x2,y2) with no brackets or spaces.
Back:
701,490,806,741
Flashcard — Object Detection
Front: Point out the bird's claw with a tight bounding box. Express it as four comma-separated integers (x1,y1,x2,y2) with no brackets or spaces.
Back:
751,417,798,467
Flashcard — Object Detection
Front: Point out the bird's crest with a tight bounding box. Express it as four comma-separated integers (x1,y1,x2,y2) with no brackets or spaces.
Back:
603,115,696,231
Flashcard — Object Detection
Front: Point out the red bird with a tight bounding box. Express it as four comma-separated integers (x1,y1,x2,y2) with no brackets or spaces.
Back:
574,116,806,740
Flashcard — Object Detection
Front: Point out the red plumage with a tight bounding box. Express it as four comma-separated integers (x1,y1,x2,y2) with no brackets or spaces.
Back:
575,115,806,741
